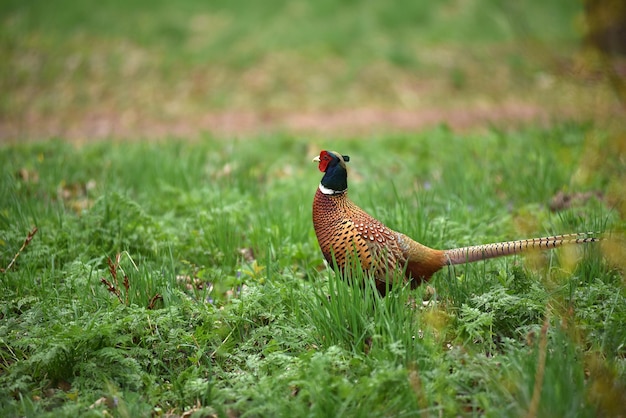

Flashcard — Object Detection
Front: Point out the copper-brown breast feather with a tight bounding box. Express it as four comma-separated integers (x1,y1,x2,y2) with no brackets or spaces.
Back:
313,189,439,287
313,189,371,270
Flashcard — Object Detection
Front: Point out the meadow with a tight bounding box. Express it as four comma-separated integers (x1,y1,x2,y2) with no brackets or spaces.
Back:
1,130,625,417
1,0,626,417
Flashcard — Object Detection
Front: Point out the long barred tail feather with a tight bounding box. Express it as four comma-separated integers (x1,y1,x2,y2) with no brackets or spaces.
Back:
443,232,601,266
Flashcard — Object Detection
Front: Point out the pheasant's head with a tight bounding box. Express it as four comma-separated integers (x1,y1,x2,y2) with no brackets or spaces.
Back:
313,150,350,193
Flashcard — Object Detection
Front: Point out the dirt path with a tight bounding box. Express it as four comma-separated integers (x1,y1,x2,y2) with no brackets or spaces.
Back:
2,100,622,142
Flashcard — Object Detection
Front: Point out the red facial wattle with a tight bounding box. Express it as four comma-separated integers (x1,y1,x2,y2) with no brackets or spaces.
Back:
318,150,331,172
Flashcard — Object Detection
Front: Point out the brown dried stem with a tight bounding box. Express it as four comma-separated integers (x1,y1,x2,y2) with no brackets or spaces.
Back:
1,226,38,273
101,254,124,304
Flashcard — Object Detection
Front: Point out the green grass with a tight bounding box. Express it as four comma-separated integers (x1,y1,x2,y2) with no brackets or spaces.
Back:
1,127,625,416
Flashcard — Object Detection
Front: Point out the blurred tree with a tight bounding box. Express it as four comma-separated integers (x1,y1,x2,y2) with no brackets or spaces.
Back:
584,0,626,105
585,0,626,55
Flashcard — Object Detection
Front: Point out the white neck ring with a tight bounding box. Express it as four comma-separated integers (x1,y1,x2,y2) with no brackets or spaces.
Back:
319,183,346,195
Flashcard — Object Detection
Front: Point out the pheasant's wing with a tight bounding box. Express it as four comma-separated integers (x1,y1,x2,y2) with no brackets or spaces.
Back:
348,207,409,283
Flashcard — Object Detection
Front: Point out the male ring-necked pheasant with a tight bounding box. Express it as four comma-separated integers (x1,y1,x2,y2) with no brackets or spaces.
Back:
312,150,599,294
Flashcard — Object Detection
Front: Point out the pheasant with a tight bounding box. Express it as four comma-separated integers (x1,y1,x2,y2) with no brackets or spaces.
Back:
312,150,599,294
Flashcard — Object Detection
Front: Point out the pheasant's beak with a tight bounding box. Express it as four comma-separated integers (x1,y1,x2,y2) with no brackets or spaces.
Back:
312,156,321,163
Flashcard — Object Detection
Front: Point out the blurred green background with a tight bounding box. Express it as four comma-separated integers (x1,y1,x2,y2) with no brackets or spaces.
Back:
1,0,623,141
